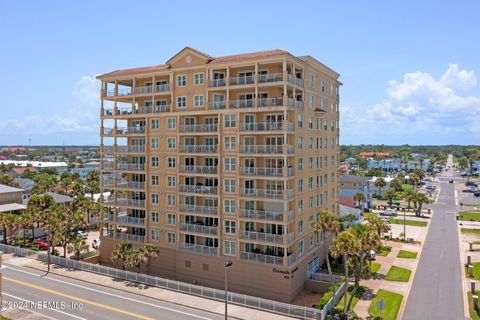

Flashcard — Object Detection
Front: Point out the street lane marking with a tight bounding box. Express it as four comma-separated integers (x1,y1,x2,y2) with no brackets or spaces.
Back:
5,265,214,320
3,292,87,320
4,276,154,320
455,190,459,206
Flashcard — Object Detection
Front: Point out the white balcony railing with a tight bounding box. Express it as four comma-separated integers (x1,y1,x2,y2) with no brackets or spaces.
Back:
140,105,171,114
257,97,283,108
179,165,218,174
116,127,146,135
103,128,115,135
287,75,304,87
127,145,146,153
134,86,153,95
240,121,294,132
179,124,218,133
229,99,254,109
116,163,145,171
208,101,226,110
240,188,294,200
115,181,145,190
179,145,217,153
239,230,290,245
208,79,226,87
116,232,145,243
179,243,218,256
230,76,254,86
180,223,218,236
240,251,284,266
179,204,218,216
240,209,295,223
287,98,304,109
155,84,170,92
239,145,294,154
258,73,283,83
180,184,218,195
240,167,283,177
105,198,146,209
116,215,146,226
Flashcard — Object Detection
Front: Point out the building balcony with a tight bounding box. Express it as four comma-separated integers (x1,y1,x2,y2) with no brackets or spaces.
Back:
287,74,304,87
230,75,254,86
115,126,146,135
104,198,146,209
123,145,145,154
288,99,304,109
239,167,294,177
179,243,218,256
239,209,295,223
180,223,218,236
229,99,254,109
133,84,170,95
116,214,146,227
179,124,218,133
115,163,145,172
179,165,218,175
257,97,284,108
179,184,218,195
103,180,145,190
208,79,226,88
179,145,217,153
258,73,283,84
239,230,294,245
179,204,218,216
239,145,294,154
105,232,145,244
239,251,284,266
239,188,294,200
207,101,226,110
239,121,294,132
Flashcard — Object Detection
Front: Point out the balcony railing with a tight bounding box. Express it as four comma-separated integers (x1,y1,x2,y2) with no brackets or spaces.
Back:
239,121,294,132
230,76,254,86
179,204,218,216
179,165,218,174
126,145,146,153
287,75,304,87
240,209,295,223
179,124,218,133
239,188,294,200
134,86,153,95
104,198,146,209
240,251,284,266
116,163,145,171
179,145,217,153
258,73,283,83
240,167,282,177
179,243,218,256
140,105,170,114
180,184,218,195
208,79,226,87
103,128,115,135
288,98,304,109
229,99,254,109
116,127,146,135
180,223,218,236
257,97,283,108
155,84,170,92
115,181,145,190
116,232,145,243
116,215,146,226
239,230,293,245
239,145,294,154
207,101,226,110
118,88,132,96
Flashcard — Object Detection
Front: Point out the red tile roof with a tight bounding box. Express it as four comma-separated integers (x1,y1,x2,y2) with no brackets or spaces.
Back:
98,64,170,78
210,49,289,64
1,147,27,152
358,151,391,158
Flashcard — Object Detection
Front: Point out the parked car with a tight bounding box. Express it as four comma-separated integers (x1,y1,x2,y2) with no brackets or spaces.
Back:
463,186,478,193
474,191,480,198
26,239,49,250
92,238,101,249
77,230,88,239
449,180,454,183
381,209,397,217
466,181,478,187
425,184,437,190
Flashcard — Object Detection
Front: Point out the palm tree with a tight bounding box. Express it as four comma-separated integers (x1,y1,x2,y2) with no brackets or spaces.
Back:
126,248,145,273
17,213,32,247
142,244,159,275
67,237,89,260
353,192,366,209
365,213,389,238
86,171,100,199
389,178,403,192
403,189,416,209
415,192,430,216
383,188,397,206
59,172,73,194
111,240,132,270
0,213,20,244
374,177,387,196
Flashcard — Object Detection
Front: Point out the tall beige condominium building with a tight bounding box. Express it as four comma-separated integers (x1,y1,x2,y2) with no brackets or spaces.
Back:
98,47,341,303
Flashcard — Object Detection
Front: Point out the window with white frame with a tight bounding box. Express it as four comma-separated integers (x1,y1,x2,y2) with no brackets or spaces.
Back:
167,213,176,225
151,193,159,204
151,156,159,167
297,114,303,127
177,96,186,108
167,118,176,129
309,95,314,108
224,220,236,234
298,200,304,213
224,179,236,193
194,95,204,107
298,220,304,235
224,136,236,151
194,73,204,85
177,75,186,87
299,240,304,256
167,137,176,149
308,137,313,149
308,177,313,190
151,137,159,149
150,229,159,241
167,176,176,187
151,175,159,186
167,194,176,206
224,240,236,256
151,211,159,223
308,116,313,128
167,232,176,244
298,179,303,193
321,80,326,93
167,157,176,168
224,157,236,171
309,196,314,208
308,157,313,169
224,199,236,213
309,74,314,88
224,114,236,128
298,158,303,171
151,119,159,129
297,136,303,149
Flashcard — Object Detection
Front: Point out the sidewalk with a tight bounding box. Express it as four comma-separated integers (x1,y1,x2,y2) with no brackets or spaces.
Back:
3,254,294,320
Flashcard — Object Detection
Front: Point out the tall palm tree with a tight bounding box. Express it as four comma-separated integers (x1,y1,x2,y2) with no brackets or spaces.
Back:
365,213,389,238
67,237,89,260
126,248,145,273
0,213,20,244
374,177,387,195
353,192,366,209
86,171,100,199
111,240,132,270
59,172,73,194
403,189,416,209
415,192,430,216
142,244,159,275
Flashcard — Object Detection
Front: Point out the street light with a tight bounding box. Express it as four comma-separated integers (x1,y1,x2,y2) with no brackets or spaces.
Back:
224,261,233,320
46,208,52,275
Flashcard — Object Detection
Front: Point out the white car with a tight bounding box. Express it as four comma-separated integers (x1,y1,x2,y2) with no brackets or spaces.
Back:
369,250,376,260
381,209,397,217
92,238,101,249
77,230,88,239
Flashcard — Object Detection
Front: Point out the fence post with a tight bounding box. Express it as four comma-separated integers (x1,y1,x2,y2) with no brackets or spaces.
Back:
468,254,472,265
472,280,476,294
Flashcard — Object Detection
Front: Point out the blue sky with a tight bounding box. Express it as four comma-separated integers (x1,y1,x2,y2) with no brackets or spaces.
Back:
1,0,479,146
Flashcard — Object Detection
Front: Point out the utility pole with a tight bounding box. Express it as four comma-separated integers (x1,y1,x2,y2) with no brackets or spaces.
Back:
224,261,233,320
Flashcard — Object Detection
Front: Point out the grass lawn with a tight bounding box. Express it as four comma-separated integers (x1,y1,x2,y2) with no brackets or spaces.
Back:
397,250,418,259
377,246,392,257
368,289,403,320
468,292,480,320
459,211,480,222
371,262,381,274
336,286,366,312
467,262,480,280
461,228,480,235
331,262,380,278
464,204,480,207
384,266,412,282
402,184,414,191
389,217,428,227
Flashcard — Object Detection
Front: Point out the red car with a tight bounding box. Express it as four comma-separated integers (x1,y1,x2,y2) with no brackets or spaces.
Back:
26,239,49,250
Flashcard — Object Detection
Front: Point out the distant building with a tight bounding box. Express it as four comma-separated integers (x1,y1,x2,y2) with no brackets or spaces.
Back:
0,147,27,153
14,178,35,201
0,160,68,171
339,204,362,228
406,159,430,171
368,158,402,171
57,161,100,180
358,151,391,158
339,175,372,208
0,184,26,242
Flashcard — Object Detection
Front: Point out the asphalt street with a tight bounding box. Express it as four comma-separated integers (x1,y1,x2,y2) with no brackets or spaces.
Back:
402,155,465,320
1,262,224,320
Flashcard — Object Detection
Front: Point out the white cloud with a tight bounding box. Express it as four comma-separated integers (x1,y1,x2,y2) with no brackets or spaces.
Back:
341,64,480,144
